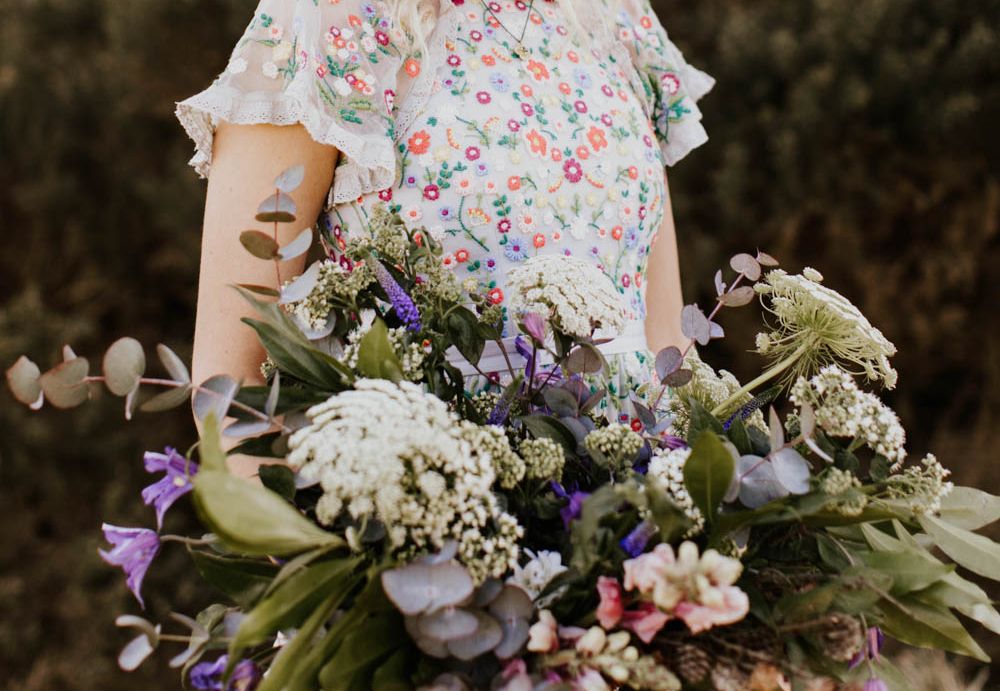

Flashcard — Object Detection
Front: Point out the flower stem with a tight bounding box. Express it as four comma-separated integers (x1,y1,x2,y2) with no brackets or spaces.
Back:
709,339,812,417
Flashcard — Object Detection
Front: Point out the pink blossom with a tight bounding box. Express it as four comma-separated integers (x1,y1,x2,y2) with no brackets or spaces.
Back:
595,576,624,629
622,543,674,594
575,668,611,691
621,602,670,644
527,610,559,653
674,586,749,634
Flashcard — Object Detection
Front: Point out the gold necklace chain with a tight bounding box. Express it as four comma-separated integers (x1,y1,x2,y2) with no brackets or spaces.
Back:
480,0,535,59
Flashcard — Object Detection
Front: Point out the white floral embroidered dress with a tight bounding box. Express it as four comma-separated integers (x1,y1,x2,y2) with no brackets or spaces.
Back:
176,0,714,421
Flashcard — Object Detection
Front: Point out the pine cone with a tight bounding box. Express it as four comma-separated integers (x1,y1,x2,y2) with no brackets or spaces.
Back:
674,643,712,684
813,613,864,662
711,662,751,691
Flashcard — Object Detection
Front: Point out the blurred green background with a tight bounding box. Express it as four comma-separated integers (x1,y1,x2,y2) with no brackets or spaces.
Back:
1,0,997,688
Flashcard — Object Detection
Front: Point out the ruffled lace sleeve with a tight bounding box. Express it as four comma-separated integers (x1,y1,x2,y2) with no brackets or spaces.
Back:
175,0,421,204
612,0,715,166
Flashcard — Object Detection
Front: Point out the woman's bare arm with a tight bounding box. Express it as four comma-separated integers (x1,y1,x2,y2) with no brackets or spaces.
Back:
644,174,687,353
192,121,338,475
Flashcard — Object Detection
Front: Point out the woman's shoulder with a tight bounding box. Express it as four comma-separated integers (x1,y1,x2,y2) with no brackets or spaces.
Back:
175,0,445,203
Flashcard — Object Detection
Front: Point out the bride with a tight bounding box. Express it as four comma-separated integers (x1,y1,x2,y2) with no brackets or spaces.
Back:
175,0,713,474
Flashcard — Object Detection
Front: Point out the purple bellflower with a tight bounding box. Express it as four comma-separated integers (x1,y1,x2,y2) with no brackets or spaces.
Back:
142,447,198,530
190,655,261,691
850,626,885,669
99,525,161,608
552,482,591,530
371,259,422,332
620,520,658,557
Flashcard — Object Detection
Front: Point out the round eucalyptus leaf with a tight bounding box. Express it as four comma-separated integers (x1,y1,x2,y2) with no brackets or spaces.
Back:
564,343,605,375
737,455,789,509
6,355,43,408
405,617,449,658
255,192,297,223
756,251,780,267
155,344,191,384
103,337,146,396
680,304,712,346
664,368,694,388
417,607,479,642
771,447,811,494
124,384,141,421
118,632,159,672
39,356,90,409
730,253,762,281
655,346,683,381
237,283,281,298
277,227,314,261
446,610,503,661
714,269,727,296
273,164,306,193
542,387,579,417
239,230,280,260
720,286,757,308
488,585,533,621
223,418,274,438
278,260,322,304
139,385,192,413
472,578,504,608
191,375,240,423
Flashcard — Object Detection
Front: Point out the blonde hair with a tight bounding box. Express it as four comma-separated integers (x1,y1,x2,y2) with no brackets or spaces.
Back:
387,0,587,52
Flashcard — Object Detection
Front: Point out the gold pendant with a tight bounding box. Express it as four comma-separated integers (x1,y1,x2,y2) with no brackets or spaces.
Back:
513,43,530,60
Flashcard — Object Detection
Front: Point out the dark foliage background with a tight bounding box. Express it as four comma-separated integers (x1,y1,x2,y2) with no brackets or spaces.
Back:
0,0,996,688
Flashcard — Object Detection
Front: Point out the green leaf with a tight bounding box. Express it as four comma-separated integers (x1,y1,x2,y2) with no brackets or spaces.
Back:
237,287,352,389
726,416,753,455
370,648,412,691
915,581,1000,634
6,355,42,408
937,486,1000,530
318,613,406,689
877,596,989,661
685,397,725,444
772,583,837,623
447,307,485,366
193,470,342,556
102,337,146,396
229,432,286,459
859,551,954,594
240,230,280,259
230,557,359,657
684,431,735,525
259,464,296,502
520,414,577,456
198,413,227,472
189,550,279,607
355,318,404,382
919,513,1000,580
139,384,192,412
39,356,90,408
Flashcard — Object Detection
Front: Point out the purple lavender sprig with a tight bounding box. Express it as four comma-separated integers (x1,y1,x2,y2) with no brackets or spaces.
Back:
371,258,422,332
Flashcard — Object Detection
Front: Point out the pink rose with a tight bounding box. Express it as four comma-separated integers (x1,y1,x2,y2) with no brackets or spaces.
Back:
621,602,670,644
596,576,624,629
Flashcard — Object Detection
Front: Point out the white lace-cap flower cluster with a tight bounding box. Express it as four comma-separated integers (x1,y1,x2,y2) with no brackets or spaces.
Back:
647,447,705,537
507,255,626,340
790,365,907,468
286,379,521,581
756,268,898,388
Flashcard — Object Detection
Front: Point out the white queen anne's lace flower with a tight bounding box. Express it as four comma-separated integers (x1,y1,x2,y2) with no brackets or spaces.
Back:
790,365,907,468
286,379,521,581
755,269,898,388
647,447,705,536
507,255,626,339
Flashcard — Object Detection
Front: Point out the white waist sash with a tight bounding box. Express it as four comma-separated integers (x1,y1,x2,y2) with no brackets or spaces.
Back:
445,319,649,378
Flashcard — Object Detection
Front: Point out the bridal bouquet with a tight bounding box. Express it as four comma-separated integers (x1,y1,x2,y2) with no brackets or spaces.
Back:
8,166,1000,691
